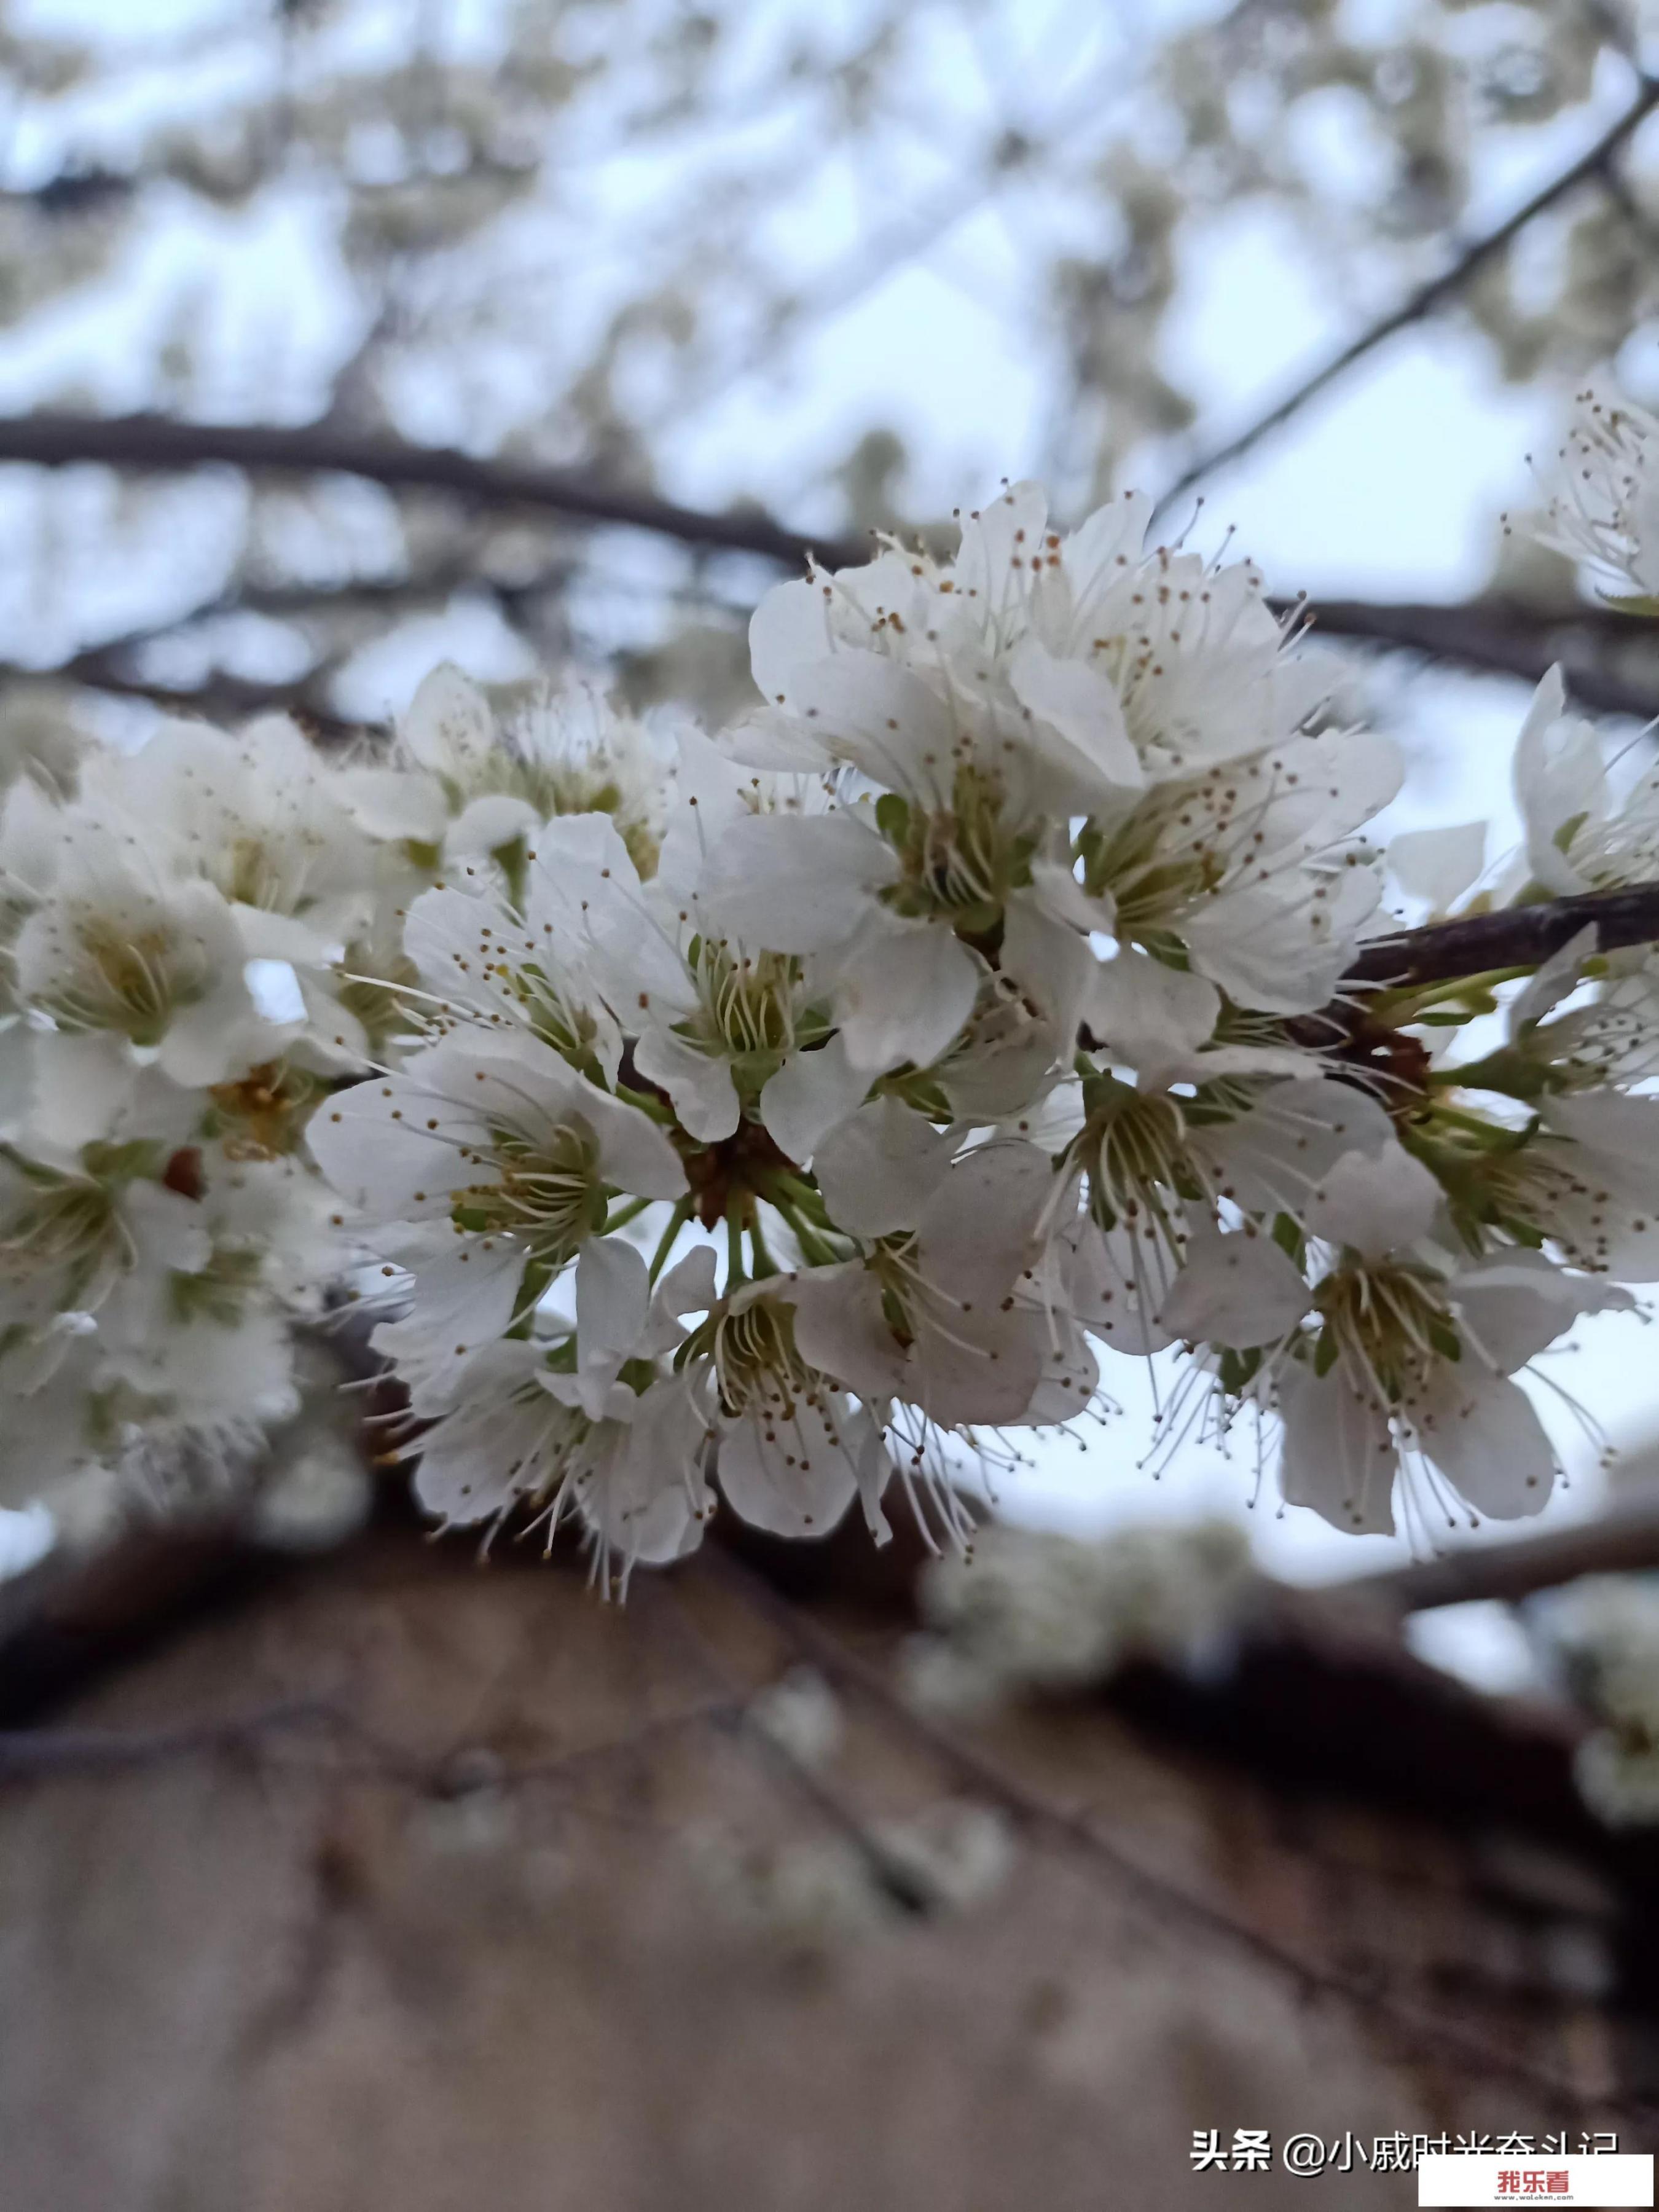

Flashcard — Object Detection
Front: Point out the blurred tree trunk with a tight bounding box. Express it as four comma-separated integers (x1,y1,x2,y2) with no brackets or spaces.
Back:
0,1513,1646,2212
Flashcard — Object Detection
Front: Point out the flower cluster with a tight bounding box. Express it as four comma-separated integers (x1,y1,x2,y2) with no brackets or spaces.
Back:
7,477,1659,1579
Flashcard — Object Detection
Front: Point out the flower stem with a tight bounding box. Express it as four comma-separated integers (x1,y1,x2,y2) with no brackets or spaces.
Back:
603,1194,652,1233
748,1211,780,1277
647,1196,692,1285
777,1199,837,1267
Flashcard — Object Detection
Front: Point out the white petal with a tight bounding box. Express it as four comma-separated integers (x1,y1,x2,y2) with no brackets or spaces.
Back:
631,1024,739,1143
528,808,643,901
914,1140,1052,1306
232,906,340,964
331,764,448,846
699,809,897,954
123,1179,212,1276
833,917,980,1073
311,1031,582,1216
402,663,493,772
1542,1086,1659,1171
404,881,518,1003
0,777,66,894
1414,1368,1556,1521
576,1235,649,1375
1183,865,1383,1015
909,1303,1046,1427
1303,1143,1441,1259
584,1082,691,1199
1007,637,1143,800
952,482,1049,605
1199,1075,1394,1217
1158,1223,1310,1348
774,651,958,798
1452,1249,1631,1370
1086,947,1218,1076
19,1030,136,1153
749,574,836,705
842,1402,895,1543
372,1234,527,1393
410,1342,554,1523
786,1261,908,1400
158,976,272,1086
445,793,541,858
1512,665,1598,895
1000,892,1097,1044
1027,856,1115,934
653,1245,720,1324
718,704,841,774
1508,924,1598,1033
812,1096,958,1237
1389,822,1486,912
1019,1316,1101,1427
1278,1362,1397,1535
758,1033,868,1166
1055,493,1153,629
1064,1217,1176,1356
579,1378,711,1568
718,1404,857,1539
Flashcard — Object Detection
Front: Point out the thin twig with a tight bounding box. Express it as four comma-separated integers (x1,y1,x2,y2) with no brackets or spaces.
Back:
1153,77,1659,521
649,1579,936,1913
0,1693,739,1791
0,1700,335,1779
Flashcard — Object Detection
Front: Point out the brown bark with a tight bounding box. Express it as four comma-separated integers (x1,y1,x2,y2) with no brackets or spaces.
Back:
2,1515,1654,2212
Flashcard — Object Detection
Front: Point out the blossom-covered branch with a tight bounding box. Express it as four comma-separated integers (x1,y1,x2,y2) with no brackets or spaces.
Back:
8,406,1659,1585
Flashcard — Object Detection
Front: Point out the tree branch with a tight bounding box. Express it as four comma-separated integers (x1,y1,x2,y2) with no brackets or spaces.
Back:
1153,76,1659,520
1351,1497,1659,1615
1343,882,1659,989
1290,595,1659,721
0,649,371,742
0,411,842,569
6,410,1659,708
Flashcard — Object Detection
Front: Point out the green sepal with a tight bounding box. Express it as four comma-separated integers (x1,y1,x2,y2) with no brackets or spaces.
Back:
875,793,911,844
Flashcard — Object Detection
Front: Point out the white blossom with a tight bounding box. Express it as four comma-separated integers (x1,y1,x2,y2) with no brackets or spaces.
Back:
12,819,272,1087
308,1024,684,1395
1273,1163,1630,1536
335,664,661,876
1537,391,1659,605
